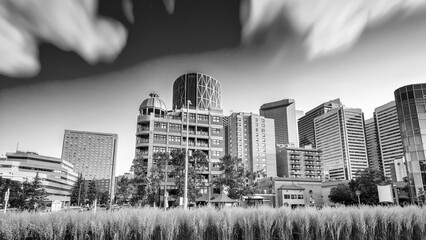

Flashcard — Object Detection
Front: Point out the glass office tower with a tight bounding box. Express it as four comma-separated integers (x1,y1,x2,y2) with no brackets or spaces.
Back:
394,84,426,199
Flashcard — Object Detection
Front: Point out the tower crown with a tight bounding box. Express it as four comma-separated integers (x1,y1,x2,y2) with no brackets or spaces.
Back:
139,92,167,117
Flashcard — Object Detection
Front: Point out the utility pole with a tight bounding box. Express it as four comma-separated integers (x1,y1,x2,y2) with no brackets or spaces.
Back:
3,188,10,213
184,100,191,210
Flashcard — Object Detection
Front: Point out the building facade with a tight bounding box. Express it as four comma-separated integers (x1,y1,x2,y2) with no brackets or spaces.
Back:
259,99,299,147
136,75,225,197
173,73,221,110
61,130,118,196
298,99,343,147
314,107,368,180
394,84,426,199
374,101,404,179
272,177,323,208
0,151,78,204
275,146,322,179
364,117,382,172
226,112,277,177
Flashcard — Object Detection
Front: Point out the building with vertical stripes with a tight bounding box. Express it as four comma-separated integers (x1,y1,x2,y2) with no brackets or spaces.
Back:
364,117,382,172
374,101,404,179
314,107,368,180
298,99,343,148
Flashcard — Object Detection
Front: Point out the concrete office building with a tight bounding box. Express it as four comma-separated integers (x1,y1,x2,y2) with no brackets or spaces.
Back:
364,117,383,172
0,151,78,204
374,101,404,179
298,99,343,147
314,107,368,180
260,99,299,147
394,84,426,199
226,112,277,177
276,145,322,179
61,130,118,196
135,73,225,196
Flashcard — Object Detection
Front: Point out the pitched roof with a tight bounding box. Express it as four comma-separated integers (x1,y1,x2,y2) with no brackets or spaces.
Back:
210,193,236,203
278,184,305,190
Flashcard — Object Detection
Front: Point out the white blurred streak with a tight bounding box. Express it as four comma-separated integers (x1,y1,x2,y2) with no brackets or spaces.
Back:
163,0,175,15
241,0,426,59
0,5,39,77
0,0,127,77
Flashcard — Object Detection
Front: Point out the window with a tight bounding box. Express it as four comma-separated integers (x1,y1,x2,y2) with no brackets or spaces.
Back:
213,151,221,157
284,194,290,199
154,134,167,141
169,147,180,152
298,195,304,199
153,146,166,153
190,113,196,120
212,139,220,145
212,128,221,134
154,122,167,129
169,124,181,130
169,136,180,142
291,194,297,199
198,114,209,121
212,116,220,122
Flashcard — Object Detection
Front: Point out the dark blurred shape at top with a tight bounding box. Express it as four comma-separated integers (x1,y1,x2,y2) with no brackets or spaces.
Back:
0,0,241,89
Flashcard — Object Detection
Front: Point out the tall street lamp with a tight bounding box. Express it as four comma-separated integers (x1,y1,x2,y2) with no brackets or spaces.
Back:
184,100,191,209
355,190,361,205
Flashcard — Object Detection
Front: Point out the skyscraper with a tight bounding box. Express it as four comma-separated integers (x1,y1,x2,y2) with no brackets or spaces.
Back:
298,99,343,147
173,72,221,110
259,99,299,147
314,107,368,180
374,101,404,179
394,84,426,199
364,117,382,172
61,130,118,195
226,112,277,177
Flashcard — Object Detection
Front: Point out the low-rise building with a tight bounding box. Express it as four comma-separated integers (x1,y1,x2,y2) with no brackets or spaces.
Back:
0,151,78,205
272,177,323,208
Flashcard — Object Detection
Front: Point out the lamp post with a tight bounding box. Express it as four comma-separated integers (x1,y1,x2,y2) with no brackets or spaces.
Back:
355,190,361,205
184,100,191,209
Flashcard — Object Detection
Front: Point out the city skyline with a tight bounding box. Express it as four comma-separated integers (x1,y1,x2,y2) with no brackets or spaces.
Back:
1,2,426,176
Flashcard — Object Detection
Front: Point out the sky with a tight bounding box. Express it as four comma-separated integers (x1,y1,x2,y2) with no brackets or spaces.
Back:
1,0,426,176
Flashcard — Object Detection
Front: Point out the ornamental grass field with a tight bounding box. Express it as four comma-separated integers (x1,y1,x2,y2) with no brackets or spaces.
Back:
1,205,426,240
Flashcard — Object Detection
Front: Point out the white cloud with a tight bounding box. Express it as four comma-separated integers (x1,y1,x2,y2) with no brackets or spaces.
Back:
0,0,127,77
241,0,426,59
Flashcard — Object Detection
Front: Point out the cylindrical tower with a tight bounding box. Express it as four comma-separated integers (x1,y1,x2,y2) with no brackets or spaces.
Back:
394,83,426,200
172,73,221,110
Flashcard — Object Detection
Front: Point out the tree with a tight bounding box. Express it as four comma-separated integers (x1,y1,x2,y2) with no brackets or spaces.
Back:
87,179,99,205
329,183,356,205
149,152,170,206
115,177,133,204
169,149,209,204
254,177,273,194
70,173,86,206
98,191,110,205
0,177,25,208
212,155,255,200
348,167,390,205
28,172,48,210
129,152,152,206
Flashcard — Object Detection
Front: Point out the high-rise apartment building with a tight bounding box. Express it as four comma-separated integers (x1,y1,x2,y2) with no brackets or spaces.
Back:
276,145,322,179
61,130,118,195
226,112,277,177
1,151,78,204
374,101,404,179
314,107,368,180
394,84,426,199
259,99,299,147
298,99,342,147
364,117,382,172
135,73,224,197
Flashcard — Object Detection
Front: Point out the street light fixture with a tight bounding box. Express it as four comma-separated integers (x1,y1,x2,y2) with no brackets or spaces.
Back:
183,100,191,209
355,190,361,205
